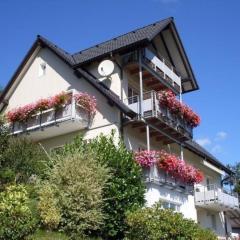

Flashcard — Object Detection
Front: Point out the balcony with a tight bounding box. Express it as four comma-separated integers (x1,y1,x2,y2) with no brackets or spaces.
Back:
122,48,181,94
144,168,194,195
123,91,193,142
9,90,90,141
194,185,239,211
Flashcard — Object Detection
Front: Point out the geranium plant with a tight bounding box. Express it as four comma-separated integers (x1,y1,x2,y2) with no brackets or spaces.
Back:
158,90,200,127
74,92,97,116
50,91,70,109
134,149,204,185
6,91,97,124
157,150,203,184
134,150,159,168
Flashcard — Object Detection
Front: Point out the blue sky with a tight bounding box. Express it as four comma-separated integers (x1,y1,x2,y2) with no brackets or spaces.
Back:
0,0,239,166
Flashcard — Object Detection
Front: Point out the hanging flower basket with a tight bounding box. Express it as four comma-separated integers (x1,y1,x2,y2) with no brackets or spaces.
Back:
134,150,159,168
74,92,97,117
158,90,200,127
134,149,204,185
6,91,97,124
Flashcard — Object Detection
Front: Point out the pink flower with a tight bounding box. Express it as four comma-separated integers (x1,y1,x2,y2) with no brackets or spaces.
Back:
158,90,201,128
74,92,97,116
6,91,97,124
134,150,159,168
35,98,51,112
50,92,71,109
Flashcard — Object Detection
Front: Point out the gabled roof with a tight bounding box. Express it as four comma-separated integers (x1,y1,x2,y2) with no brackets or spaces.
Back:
72,17,173,66
0,35,135,117
185,140,233,175
37,35,75,65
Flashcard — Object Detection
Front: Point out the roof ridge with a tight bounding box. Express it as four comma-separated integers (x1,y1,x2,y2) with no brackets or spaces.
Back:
72,17,173,57
37,35,76,65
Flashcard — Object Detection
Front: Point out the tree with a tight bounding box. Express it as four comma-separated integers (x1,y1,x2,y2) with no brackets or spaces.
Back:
228,163,240,194
0,115,9,160
38,152,110,239
58,133,146,239
0,137,50,185
125,203,217,240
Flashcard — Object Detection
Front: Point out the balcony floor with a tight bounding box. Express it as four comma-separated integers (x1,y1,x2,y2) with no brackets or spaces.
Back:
14,118,88,141
123,118,189,145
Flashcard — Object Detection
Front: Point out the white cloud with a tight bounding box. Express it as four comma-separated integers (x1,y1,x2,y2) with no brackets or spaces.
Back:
196,138,211,147
211,145,222,154
215,131,227,141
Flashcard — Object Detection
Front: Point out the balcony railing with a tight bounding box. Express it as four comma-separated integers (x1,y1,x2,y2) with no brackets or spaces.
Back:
123,91,193,139
122,48,181,93
194,184,239,211
143,167,194,194
10,90,90,141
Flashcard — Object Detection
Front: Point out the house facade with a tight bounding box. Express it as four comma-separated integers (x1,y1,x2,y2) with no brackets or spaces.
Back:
1,17,239,239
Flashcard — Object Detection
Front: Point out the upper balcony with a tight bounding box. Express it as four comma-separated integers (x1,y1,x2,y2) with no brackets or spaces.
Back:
122,48,182,94
8,90,92,141
194,184,239,211
123,91,193,142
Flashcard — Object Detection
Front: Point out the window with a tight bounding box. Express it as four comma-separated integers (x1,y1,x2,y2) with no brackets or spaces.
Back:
128,86,138,104
38,61,46,77
161,201,180,212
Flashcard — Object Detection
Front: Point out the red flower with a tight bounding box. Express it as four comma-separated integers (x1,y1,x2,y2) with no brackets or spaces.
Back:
50,92,71,109
35,98,51,112
6,91,97,124
158,90,201,128
156,150,204,185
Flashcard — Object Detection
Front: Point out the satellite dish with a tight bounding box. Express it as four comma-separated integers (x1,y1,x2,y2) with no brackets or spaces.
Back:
98,60,114,77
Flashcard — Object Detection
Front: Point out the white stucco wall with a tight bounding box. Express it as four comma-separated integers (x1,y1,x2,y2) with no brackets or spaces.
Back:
123,124,228,232
5,48,121,148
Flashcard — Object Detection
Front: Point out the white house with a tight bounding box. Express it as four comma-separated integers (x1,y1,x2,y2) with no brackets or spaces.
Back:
0,17,239,239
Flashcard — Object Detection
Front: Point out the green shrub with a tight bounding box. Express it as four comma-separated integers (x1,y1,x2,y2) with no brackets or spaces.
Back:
27,230,69,240
0,185,37,240
125,203,217,240
0,137,50,184
44,152,110,239
38,184,61,230
59,133,146,239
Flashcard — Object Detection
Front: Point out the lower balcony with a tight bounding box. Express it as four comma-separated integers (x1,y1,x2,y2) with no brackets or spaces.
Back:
123,91,193,142
9,93,90,141
194,184,239,211
143,168,194,195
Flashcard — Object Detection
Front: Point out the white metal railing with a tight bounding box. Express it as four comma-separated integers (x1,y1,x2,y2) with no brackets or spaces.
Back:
10,90,89,135
143,167,194,194
122,49,182,92
144,48,181,89
123,90,193,137
195,184,239,209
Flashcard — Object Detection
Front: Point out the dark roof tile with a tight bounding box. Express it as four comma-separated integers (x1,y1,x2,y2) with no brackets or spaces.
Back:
72,18,173,65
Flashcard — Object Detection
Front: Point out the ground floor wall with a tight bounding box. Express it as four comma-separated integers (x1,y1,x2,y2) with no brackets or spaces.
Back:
145,182,197,221
40,123,120,151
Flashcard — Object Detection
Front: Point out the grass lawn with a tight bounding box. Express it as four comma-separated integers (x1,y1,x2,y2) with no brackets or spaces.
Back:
28,230,69,240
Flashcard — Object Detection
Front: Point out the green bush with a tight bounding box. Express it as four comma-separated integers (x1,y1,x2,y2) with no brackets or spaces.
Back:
59,133,146,239
0,185,37,240
43,152,110,239
125,203,217,240
27,230,69,240
38,184,61,230
0,137,50,184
